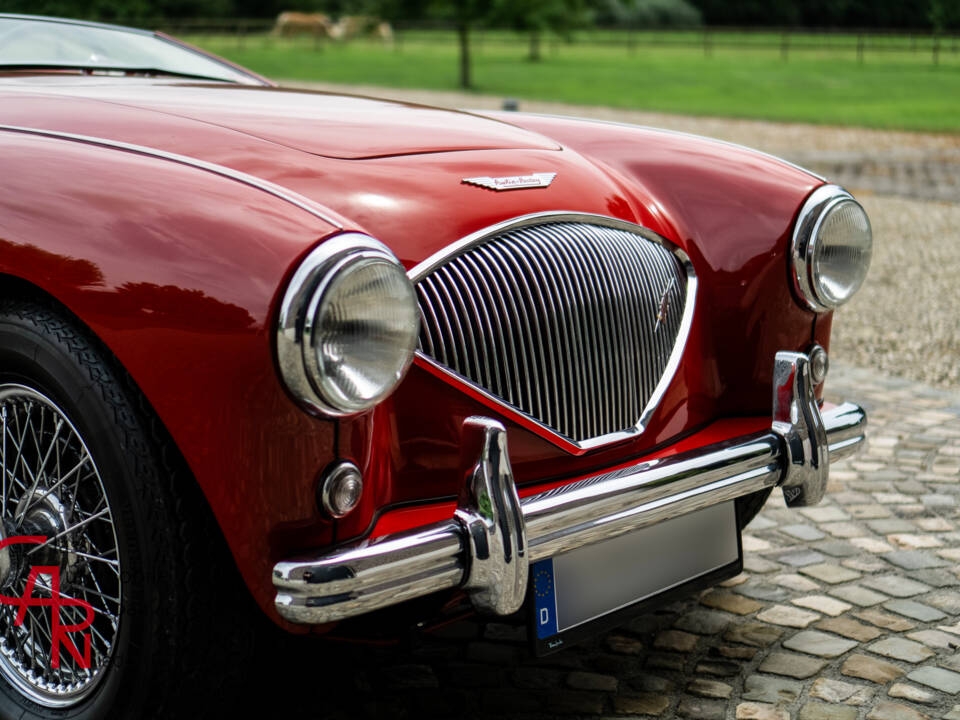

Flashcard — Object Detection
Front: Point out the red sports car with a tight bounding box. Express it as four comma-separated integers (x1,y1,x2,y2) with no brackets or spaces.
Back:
0,14,870,719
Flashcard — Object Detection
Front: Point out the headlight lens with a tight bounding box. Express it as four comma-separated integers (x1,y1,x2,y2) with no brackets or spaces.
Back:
307,255,419,412
277,234,420,416
791,185,872,311
812,199,872,306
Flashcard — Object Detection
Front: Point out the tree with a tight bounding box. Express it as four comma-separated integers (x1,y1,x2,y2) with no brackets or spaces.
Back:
428,0,590,87
429,0,494,89
352,0,486,88
491,0,589,61
927,0,960,32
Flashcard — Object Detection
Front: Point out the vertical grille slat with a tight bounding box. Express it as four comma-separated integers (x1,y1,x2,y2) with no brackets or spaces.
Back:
552,223,612,438
414,219,690,444
436,265,486,388
513,228,583,439
480,244,547,419
454,257,506,400
628,239,664,403
424,274,465,372
577,225,623,435
589,226,636,430
466,251,523,407
544,225,602,439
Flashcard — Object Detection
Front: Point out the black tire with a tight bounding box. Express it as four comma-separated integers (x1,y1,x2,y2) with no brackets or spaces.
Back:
0,297,257,719
736,487,774,530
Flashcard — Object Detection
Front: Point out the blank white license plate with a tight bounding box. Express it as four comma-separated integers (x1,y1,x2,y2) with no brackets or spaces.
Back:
531,501,741,654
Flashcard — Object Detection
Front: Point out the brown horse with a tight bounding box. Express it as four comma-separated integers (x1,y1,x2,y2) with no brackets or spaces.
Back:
273,12,339,39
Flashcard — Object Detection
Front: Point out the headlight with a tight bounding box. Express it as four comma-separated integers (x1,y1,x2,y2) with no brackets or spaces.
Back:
791,185,872,312
277,233,419,416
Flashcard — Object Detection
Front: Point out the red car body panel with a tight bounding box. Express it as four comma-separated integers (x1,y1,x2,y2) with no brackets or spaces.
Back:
0,77,823,627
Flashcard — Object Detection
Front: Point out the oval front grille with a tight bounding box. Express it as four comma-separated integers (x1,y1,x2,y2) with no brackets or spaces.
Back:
414,218,690,444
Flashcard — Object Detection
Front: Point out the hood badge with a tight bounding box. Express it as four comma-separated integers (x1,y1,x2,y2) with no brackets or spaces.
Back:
462,172,556,191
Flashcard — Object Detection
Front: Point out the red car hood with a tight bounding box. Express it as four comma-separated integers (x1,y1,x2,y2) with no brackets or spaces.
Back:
0,76,815,273
0,78,558,159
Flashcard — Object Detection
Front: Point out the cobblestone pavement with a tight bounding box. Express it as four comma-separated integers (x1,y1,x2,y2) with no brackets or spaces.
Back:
290,364,960,720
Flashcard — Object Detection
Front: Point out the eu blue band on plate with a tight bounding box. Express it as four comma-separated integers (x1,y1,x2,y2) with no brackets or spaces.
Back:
532,559,558,639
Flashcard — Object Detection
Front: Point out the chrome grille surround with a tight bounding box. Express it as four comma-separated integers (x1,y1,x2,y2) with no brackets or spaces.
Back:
409,212,696,450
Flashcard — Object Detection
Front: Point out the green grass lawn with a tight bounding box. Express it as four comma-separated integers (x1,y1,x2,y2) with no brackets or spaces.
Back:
188,31,960,132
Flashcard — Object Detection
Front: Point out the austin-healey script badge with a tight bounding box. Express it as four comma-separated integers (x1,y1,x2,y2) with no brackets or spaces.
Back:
462,172,557,191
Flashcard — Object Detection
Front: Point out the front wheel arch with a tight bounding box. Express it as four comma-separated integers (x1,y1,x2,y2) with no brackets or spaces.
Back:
0,273,230,555
0,282,264,717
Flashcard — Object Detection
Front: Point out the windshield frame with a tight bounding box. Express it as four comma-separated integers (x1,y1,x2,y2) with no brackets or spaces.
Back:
0,14,273,86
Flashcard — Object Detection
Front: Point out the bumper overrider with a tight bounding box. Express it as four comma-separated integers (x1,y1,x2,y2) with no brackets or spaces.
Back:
273,351,867,624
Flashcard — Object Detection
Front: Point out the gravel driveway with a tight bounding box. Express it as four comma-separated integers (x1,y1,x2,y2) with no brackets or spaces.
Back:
835,197,960,389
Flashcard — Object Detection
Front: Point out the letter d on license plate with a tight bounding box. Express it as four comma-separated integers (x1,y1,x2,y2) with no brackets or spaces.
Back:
531,501,741,654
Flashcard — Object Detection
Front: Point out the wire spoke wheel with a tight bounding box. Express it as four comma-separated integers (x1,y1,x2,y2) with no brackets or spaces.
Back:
0,384,121,708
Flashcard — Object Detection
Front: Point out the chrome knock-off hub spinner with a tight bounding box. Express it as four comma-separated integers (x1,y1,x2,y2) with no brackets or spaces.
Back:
13,491,76,570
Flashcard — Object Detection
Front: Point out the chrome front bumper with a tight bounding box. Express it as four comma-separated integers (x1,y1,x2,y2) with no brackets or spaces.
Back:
273,351,867,625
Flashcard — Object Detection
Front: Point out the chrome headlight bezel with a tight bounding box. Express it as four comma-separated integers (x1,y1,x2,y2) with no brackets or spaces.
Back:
276,233,419,417
791,184,872,313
